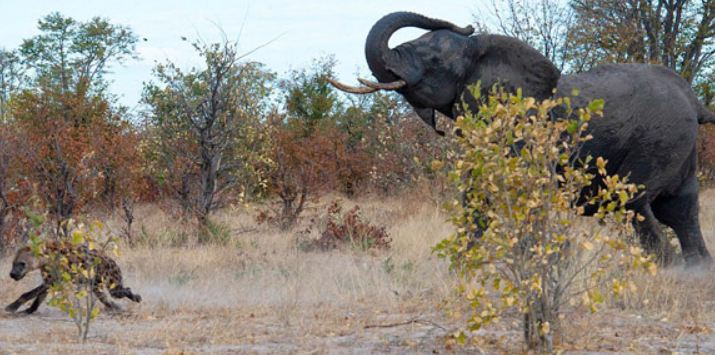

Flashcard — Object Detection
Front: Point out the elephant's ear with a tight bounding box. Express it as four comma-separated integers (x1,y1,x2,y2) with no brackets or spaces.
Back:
468,34,561,101
386,46,426,87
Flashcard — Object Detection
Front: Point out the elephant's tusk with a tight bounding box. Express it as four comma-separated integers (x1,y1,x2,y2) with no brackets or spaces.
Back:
357,78,406,90
327,79,378,94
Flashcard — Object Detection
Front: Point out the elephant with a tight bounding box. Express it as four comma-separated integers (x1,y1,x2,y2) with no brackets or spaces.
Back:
329,11,715,265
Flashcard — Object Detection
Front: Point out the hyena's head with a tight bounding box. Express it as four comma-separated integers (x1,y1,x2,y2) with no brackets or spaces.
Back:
10,246,39,281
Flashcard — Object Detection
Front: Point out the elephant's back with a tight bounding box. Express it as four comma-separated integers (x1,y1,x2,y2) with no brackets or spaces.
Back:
558,64,698,120
556,63,700,195
557,63,699,141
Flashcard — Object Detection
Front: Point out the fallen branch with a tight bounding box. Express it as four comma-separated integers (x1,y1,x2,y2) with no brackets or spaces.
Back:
364,317,447,330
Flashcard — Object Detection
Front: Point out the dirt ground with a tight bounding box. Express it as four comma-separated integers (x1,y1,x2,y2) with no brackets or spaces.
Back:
0,192,714,354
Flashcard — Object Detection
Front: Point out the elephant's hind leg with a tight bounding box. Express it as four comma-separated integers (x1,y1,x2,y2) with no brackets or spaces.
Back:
652,176,713,266
633,202,674,265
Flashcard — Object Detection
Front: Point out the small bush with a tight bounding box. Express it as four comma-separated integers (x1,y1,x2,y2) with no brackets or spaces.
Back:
299,201,391,252
435,86,655,352
27,218,119,342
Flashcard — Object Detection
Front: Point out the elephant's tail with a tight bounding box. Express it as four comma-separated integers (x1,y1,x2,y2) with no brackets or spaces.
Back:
698,103,715,124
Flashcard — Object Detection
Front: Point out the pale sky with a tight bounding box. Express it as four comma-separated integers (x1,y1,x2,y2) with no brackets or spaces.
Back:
0,1,479,111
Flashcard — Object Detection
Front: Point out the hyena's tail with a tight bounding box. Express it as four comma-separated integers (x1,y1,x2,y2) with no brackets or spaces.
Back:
109,287,142,303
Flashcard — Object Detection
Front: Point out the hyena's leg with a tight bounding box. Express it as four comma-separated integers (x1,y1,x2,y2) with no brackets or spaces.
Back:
23,286,48,314
93,284,121,311
109,287,142,303
6,284,47,313
105,262,142,303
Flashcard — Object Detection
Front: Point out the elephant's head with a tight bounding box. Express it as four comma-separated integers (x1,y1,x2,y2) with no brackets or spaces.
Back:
330,12,561,135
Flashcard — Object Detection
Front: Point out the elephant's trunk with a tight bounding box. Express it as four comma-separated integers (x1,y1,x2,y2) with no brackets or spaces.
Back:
365,12,474,83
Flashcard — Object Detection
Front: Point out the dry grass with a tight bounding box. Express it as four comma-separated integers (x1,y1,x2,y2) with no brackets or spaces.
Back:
0,191,714,353
0,195,466,354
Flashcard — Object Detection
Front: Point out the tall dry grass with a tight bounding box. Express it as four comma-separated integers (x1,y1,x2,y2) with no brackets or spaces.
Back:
0,191,713,352
114,195,455,312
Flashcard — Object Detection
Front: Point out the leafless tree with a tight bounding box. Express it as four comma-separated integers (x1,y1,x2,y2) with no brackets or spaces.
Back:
476,0,576,70
143,38,274,237
568,0,715,82
475,0,714,84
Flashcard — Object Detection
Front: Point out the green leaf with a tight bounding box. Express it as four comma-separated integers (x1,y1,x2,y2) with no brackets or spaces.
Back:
592,290,605,304
454,331,467,345
566,121,579,134
588,99,605,113
72,232,84,245
90,306,100,319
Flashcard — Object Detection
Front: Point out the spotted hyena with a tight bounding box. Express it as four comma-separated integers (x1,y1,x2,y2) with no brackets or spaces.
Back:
5,240,141,314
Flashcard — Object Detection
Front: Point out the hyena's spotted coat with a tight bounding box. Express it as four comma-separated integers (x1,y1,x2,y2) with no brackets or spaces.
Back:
6,240,141,314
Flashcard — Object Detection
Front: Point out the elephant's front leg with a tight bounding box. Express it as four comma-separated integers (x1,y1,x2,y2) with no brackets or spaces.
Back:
5,284,47,313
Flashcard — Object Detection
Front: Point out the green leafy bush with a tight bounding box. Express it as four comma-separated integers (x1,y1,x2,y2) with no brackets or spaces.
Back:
29,219,119,342
435,86,656,351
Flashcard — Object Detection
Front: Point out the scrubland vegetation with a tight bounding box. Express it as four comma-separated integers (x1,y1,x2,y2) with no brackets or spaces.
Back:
0,1,714,353
0,193,713,353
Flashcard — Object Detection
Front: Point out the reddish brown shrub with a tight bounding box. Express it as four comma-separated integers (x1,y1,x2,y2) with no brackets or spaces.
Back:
299,201,391,252
358,111,457,196
261,114,372,229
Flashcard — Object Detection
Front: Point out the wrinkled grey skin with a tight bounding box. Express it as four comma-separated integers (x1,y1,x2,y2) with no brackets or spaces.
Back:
361,12,715,265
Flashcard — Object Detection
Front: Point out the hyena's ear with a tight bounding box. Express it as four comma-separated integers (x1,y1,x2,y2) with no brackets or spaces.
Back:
12,246,30,261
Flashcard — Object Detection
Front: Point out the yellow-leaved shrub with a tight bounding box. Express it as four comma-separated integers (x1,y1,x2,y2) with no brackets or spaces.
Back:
29,218,119,342
435,86,656,351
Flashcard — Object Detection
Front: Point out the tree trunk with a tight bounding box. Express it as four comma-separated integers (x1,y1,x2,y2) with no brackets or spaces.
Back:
523,291,560,352
121,197,134,245
178,173,192,218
